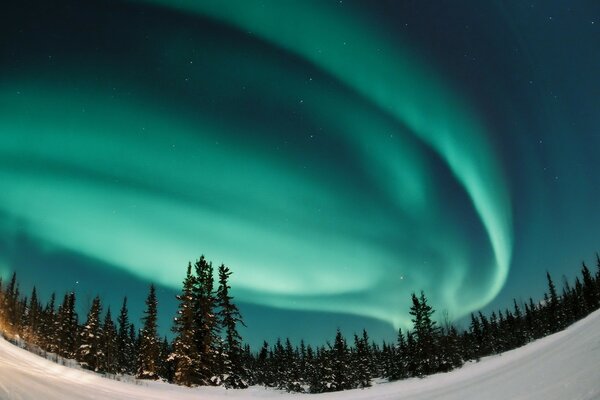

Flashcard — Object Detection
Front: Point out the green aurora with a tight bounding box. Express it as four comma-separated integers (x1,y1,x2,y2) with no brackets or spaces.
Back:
0,0,516,330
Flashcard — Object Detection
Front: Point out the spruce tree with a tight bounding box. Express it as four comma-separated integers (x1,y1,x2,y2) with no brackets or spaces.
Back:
193,256,221,385
255,341,272,387
545,272,560,332
128,323,138,374
595,253,600,294
24,286,42,343
158,336,174,381
469,313,482,359
581,262,598,310
78,296,103,371
331,329,351,391
409,292,439,375
101,307,119,374
56,292,78,359
352,332,372,387
216,263,247,388
137,284,160,380
41,292,56,352
171,263,200,386
393,328,409,380
512,299,525,347
0,276,4,328
117,297,134,374
5,272,18,333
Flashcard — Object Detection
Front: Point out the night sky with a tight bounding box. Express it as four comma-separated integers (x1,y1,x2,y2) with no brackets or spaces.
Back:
1,1,599,347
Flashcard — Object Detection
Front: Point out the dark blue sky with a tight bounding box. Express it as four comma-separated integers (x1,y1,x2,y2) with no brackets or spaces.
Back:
0,0,599,348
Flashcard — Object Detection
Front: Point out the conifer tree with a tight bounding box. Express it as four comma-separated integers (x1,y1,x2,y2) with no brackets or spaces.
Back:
595,253,600,293
128,323,138,374
216,263,247,388
193,256,219,385
78,296,103,371
581,262,598,310
545,272,560,332
101,307,119,374
393,328,409,380
331,329,351,391
5,272,18,333
0,276,4,328
352,331,372,387
512,299,525,347
469,313,482,359
117,297,134,374
137,284,160,380
170,263,199,386
409,292,439,375
40,292,56,352
56,291,78,358
158,336,174,381
24,286,42,343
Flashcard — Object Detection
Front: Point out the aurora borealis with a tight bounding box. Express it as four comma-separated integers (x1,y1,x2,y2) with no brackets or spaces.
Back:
1,1,599,345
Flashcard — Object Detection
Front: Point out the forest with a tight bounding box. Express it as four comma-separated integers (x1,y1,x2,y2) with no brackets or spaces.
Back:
0,254,599,393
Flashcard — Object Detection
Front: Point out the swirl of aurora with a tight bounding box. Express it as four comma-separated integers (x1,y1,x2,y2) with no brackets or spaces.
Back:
0,0,512,329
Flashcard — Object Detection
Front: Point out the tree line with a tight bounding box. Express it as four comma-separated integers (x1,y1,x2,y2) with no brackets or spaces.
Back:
0,254,599,393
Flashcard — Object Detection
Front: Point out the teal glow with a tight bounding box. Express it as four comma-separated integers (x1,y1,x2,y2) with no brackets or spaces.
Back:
0,0,514,329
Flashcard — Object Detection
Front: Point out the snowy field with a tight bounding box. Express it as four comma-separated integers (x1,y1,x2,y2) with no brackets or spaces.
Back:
1,310,600,400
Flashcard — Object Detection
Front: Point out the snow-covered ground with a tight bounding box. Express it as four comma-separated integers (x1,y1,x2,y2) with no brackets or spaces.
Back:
1,309,600,400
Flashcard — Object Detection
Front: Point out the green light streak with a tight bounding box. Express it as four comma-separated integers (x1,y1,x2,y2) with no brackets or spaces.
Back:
0,0,513,329
135,0,513,314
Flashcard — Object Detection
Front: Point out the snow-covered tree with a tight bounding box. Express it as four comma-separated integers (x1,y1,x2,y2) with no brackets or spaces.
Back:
137,284,160,380
216,263,247,388
193,256,220,385
56,291,78,359
101,307,119,374
78,296,103,371
170,263,199,386
116,297,134,374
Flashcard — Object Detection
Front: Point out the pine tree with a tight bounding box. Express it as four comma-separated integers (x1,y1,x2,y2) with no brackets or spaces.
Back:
24,286,42,343
78,296,103,371
129,323,138,374
255,341,272,386
5,272,18,333
409,292,439,375
0,276,4,329
56,292,78,359
170,263,200,386
117,297,134,374
137,284,160,380
331,329,351,391
393,328,409,380
469,313,482,360
193,256,219,385
311,346,335,393
40,292,56,352
512,300,525,347
282,338,302,392
101,307,119,374
595,253,600,295
546,272,560,333
581,262,598,311
216,263,247,388
352,331,372,387
158,336,174,381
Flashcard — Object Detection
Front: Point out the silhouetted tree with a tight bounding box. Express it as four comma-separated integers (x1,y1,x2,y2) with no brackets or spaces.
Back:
216,263,247,388
137,284,160,380
78,296,103,371
170,263,199,386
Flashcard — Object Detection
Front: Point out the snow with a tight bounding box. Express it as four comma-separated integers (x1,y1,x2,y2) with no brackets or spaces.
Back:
2,310,600,399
